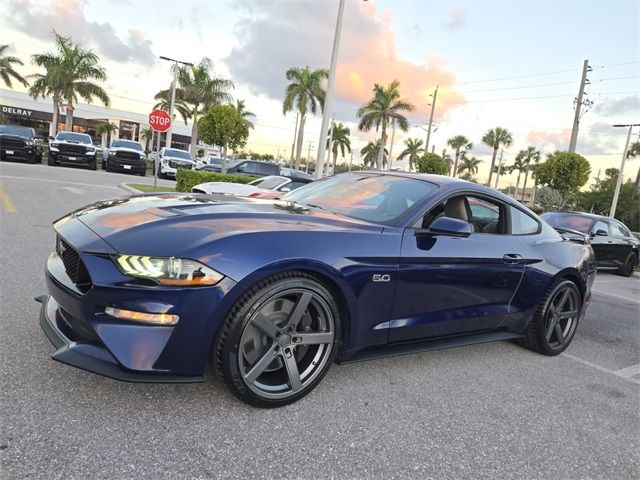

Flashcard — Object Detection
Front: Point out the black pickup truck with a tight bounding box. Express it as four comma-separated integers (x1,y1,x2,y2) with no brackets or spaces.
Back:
48,131,99,170
0,124,42,164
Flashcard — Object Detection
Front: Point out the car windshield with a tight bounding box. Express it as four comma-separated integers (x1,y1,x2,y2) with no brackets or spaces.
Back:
112,140,143,150
542,212,595,233
165,149,192,160
226,160,243,169
249,176,287,189
0,125,34,138
283,173,437,225
56,132,92,144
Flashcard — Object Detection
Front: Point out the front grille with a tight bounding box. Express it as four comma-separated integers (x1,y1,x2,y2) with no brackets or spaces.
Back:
0,138,26,149
57,236,92,292
168,160,192,169
59,144,88,155
115,151,141,161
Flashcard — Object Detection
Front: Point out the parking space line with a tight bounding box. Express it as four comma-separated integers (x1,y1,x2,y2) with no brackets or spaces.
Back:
562,353,640,385
615,363,640,378
591,289,640,305
0,183,17,212
0,175,122,190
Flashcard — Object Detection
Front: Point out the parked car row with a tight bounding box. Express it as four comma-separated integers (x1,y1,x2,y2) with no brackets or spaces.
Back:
0,124,44,164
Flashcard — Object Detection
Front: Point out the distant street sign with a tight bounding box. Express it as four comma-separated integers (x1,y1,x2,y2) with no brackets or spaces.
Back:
148,109,171,132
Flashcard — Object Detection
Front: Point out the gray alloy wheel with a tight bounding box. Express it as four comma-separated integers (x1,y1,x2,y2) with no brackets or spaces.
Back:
519,279,581,356
620,252,637,277
213,272,341,407
238,288,335,401
543,284,579,351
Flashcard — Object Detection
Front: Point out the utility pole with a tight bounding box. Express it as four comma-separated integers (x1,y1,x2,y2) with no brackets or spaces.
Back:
160,56,193,149
425,85,438,152
494,149,504,190
290,112,299,165
306,140,313,174
610,124,639,217
569,59,591,153
315,0,345,180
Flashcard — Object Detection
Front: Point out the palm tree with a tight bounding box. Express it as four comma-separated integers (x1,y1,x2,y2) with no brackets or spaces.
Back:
0,44,28,88
457,154,482,181
482,127,513,186
233,99,256,129
442,149,453,175
397,138,424,171
446,135,472,177
492,162,509,190
519,146,541,203
357,80,414,170
360,140,388,168
141,127,154,151
153,88,190,125
326,122,351,174
283,66,328,169
156,58,233,154
34,33,110,131
96,121,118,147
509,151,529,199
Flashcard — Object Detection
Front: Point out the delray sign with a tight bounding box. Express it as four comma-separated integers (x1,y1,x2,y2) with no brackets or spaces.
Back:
1,105,33,117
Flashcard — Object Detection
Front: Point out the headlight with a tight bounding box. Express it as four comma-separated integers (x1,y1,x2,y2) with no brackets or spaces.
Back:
162,159,169,165
49,143,59,151
109,150,117,156
113,255,224,286
25,140,35,146
86,148,96,155
139,154,146,159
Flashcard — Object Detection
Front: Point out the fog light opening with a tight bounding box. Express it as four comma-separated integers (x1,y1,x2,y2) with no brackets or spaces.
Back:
105,307,179,325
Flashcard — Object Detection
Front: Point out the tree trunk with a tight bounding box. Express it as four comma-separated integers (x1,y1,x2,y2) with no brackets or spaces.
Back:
376,124,387,171
64,102,74,131
453,149,460,177
487,146,498,186
635,165,640,189
332,148,338,175
531,179,538,206
294,113,305,170
221,142,228,173
514,171,521,199
189,109,199,154
387,121,396,171
51,97,60,136
520,166,530,203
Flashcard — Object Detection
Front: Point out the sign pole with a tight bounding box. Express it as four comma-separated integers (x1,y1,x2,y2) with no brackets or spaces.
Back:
154,133,160,189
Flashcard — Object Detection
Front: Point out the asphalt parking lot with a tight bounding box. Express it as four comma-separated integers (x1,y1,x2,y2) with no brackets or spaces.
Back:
1,161,638,479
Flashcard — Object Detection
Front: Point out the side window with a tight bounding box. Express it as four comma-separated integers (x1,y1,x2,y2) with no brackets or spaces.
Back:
242,162,259,174
592,220,610,236
510,206,540,235
419,194,506,234
283,181,307,191
611,221,628,238
258,163,277,175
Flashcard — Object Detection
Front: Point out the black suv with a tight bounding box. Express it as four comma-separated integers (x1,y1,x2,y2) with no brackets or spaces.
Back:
103,139,147,176
48,131,99,170
0,124,42,164
203,159,280,177
542,211,639,277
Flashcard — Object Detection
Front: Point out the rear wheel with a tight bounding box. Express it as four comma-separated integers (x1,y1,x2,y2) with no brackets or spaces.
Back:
28,152,37,164
212,272,340,408
519,279,581,356
619,252,637,277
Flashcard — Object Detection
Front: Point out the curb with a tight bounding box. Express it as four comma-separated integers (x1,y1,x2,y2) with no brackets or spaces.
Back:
119,183,142,194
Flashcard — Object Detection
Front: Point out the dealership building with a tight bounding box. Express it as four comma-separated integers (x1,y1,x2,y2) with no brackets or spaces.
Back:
0,89,193,150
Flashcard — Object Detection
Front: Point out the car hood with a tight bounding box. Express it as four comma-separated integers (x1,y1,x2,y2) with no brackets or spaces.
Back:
0,133,30,141
110,147,144,154
194,182,263,195
163,156,194,164
66,193,382,257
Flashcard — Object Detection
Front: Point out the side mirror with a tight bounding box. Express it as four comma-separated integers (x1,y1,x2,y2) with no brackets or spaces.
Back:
48,136,55,141
593,229,608,237
237,165,246,172
419,217,472,238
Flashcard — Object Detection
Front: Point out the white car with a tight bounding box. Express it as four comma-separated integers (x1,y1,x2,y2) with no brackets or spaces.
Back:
191,175,312,197
157,147,196,179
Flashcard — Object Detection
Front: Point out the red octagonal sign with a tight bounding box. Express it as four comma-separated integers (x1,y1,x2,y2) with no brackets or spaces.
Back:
148,109,171,132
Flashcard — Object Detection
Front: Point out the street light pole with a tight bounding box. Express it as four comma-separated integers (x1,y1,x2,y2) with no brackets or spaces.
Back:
610,124,639,217
160,56,193,149
425,85,438,152
315,0,345,180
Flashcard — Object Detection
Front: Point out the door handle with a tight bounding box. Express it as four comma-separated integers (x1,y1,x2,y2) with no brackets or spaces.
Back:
503,253,523,264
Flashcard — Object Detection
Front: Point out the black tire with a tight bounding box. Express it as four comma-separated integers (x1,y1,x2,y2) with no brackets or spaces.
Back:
27,152,37,164
139,170,146,177
619,252,638,277
88,158,97,170
212,272,341,408
47,155,56,166
518,279,581,356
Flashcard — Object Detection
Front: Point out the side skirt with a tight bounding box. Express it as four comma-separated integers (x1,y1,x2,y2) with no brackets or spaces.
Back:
339,331,522,364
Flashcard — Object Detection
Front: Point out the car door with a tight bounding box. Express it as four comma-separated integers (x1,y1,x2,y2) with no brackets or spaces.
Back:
589,219,613,266
389,193,526,343
609,220,635,268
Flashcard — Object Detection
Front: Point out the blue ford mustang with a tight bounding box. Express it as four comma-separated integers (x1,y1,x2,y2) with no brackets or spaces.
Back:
38,172,596,407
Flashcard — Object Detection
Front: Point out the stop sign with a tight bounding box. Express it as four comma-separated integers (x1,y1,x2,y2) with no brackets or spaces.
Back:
148,109,171,132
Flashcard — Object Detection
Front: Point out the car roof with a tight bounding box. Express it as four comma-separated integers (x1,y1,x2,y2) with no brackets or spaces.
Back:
543,211,612,221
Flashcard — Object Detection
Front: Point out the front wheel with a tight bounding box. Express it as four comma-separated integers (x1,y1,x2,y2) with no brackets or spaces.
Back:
47,155,56,166
212,272,341,408
88,158,97,170
519,279,581,356
619,252,638,277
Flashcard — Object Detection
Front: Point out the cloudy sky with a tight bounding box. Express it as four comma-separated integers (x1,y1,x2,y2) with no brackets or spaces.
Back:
2,0,639,185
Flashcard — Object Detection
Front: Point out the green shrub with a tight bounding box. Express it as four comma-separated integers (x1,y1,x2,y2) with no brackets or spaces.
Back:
175,169,256,192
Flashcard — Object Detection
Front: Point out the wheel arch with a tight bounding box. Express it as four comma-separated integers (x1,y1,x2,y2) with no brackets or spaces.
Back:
552,268,586,302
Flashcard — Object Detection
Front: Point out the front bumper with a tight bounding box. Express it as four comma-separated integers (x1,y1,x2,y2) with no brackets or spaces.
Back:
1,146,34,159
108,157,146,174
39,228,237,382
50,151,94,163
